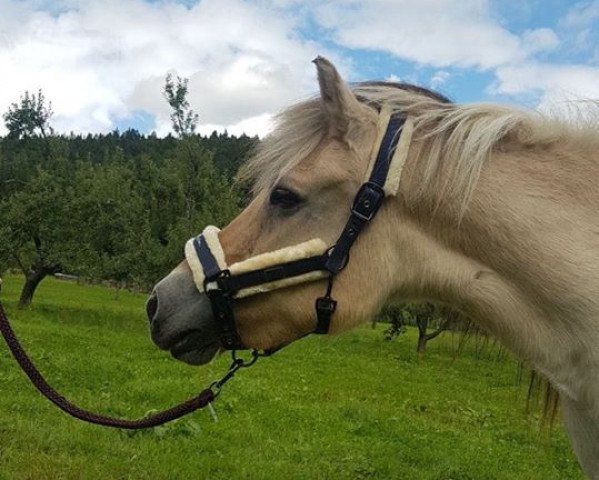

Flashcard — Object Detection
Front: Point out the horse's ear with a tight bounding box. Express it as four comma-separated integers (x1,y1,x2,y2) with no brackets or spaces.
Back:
313,56,367,138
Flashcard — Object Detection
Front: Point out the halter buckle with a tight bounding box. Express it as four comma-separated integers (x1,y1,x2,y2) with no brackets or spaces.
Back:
314,296,337,334
351,182,385,222
203,269,232,293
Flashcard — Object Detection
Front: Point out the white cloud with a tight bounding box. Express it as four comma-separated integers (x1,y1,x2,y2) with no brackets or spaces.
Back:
311,0,556,69
493,63,599,98
198,113,274,138
1,0,596,138
385,74,401,82
556,1,599,52
0,0,326,136
304,0,579,113
560,0,599,29
430,70,450,89
521,28,560,56
491,62,599,117
304,0,599,115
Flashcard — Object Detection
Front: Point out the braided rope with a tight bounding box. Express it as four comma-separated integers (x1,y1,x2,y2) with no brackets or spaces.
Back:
0,302,216,429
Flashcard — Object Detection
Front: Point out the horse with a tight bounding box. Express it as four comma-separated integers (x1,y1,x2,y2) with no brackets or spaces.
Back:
147,57,599,479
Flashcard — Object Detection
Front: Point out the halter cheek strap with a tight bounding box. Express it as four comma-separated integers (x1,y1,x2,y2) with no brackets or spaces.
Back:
185,109,411,351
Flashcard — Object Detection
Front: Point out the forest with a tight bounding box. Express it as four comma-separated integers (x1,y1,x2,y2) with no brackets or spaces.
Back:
0,79,257,307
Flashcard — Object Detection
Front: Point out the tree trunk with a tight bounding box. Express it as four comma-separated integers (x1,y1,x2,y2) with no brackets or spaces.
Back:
417,334,428,356
18,269,47,308
416,316,429,359
416,314,450,359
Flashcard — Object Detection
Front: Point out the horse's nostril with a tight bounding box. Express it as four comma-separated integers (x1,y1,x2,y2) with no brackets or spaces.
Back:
146,294,159,323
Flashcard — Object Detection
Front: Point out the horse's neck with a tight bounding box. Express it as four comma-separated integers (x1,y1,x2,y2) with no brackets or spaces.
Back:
398,146,599,408
394,134,599,479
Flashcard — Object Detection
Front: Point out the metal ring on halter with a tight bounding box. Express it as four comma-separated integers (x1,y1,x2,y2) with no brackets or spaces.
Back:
232,349,260,367
325,246,350,273
209,351,261,397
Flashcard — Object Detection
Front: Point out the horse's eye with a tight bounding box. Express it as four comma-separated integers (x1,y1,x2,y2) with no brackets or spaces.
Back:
269,187,303,209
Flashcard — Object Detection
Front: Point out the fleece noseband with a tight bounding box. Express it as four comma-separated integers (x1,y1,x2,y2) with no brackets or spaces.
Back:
186,109,413,350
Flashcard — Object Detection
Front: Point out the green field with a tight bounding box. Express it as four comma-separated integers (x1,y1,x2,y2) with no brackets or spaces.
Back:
0,274,583,479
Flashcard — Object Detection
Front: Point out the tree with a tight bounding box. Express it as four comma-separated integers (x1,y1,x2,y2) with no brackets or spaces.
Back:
380,304,406,337
163,74,199,138
2,89,56,181
0,169,74,307
68,162,154,292
164,73,201,220
384,303,459,358
3,90,53,140
162,73,241,223
205,131,259,178
413,304,457,357
0,84,251,300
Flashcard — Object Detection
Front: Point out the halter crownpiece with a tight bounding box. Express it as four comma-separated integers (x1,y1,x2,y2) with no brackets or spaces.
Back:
185,108,412,350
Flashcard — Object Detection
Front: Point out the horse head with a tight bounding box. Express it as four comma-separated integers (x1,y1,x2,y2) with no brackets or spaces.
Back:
147,57,415,364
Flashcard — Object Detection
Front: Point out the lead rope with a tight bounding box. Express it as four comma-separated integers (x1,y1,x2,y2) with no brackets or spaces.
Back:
0,302,257,430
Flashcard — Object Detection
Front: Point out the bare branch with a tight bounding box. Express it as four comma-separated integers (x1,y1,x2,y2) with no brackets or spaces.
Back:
425,317,451,341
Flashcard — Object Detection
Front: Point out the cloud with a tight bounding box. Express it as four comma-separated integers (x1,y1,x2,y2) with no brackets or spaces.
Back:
385,74,401,82
560,0,599,29
1,0,597,138
485,2,599,115
0,0,325,136
430,70,450,89
306,0,599,116
555,1,599,53
493,62,599,97
311,0,557,69
198,113,274,138
521,28,559,56
303,0,590,115
491,61,599,118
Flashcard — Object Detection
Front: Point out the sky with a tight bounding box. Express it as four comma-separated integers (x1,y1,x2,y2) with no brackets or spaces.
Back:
1,0,599,137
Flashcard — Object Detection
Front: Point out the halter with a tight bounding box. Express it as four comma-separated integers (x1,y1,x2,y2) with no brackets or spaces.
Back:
186,108,414,350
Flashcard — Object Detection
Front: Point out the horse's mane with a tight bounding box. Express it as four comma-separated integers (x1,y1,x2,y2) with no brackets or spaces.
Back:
240,81,599,213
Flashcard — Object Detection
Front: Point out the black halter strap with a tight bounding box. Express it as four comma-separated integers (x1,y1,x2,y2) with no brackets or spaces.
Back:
314,114,405,333
196,114,406,350
325,114,405,273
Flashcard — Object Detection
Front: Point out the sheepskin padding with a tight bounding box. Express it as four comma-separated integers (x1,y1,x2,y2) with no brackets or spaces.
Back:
363,108,413,197
184,108,410,299
185,225,227,292
230,238,328,298
185,239,206,292
202,225,227,267
229,238,327,274
364,106,392,179
384,116,414,196
186,231,328,297
235,272,328,298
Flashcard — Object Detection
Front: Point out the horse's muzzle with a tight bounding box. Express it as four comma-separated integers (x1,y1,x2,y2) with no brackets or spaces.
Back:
147,266,220,365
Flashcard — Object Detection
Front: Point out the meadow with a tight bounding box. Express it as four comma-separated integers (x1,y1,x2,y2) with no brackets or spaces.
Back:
0,274,584,479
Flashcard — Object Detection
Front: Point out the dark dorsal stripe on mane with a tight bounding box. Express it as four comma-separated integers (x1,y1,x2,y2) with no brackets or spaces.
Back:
354,81,452,109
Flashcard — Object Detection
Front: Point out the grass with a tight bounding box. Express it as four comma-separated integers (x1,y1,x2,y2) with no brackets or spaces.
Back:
0,274,584,479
